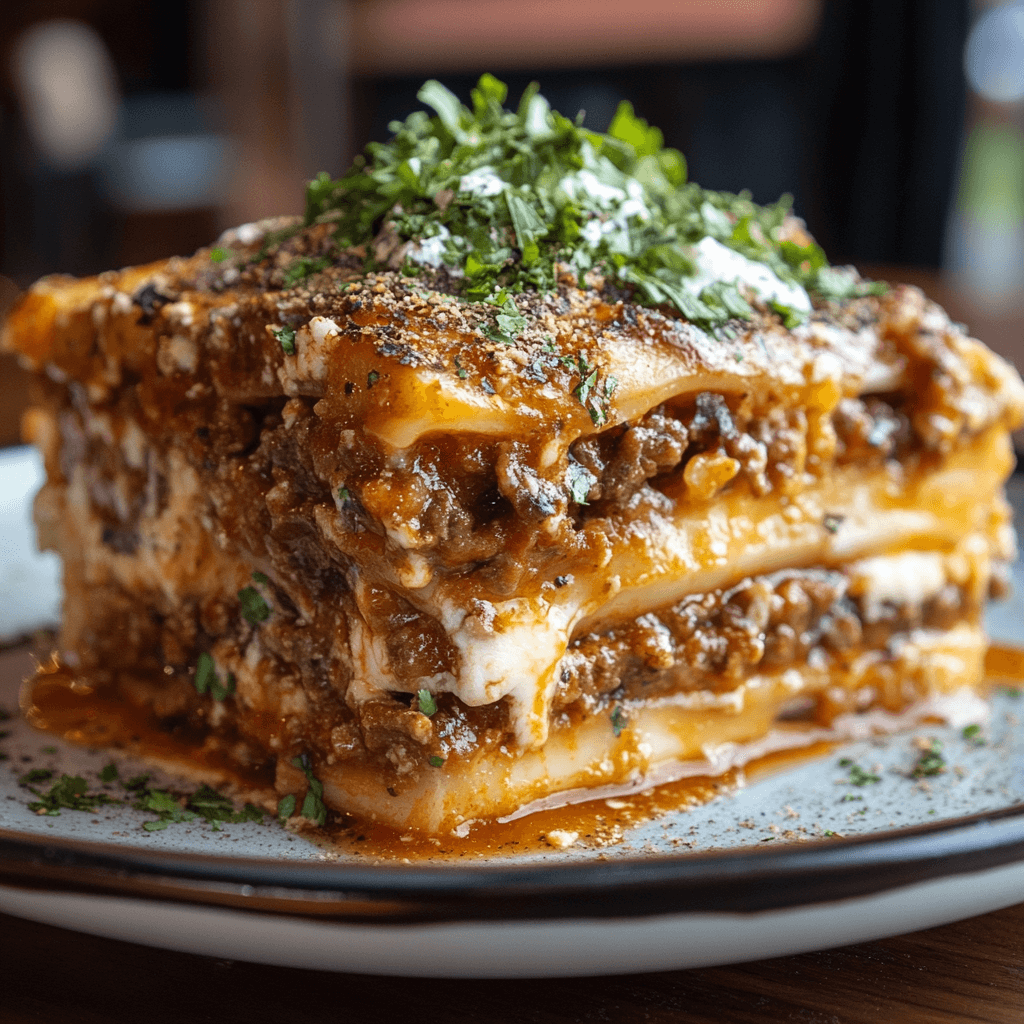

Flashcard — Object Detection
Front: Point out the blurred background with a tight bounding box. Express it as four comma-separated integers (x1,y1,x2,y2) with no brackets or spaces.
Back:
0,0,1022,447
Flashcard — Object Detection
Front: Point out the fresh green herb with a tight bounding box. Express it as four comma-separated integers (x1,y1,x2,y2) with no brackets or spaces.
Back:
18,768,53,785
137,787,196,831
277,793,296,823
272,325,296,355
574,367,598,407
962,723,985,746
367,370,380,388
194,652,216,695
291,754,327,827
252,570,270,584
99,763,119,783
429,755,445,768
486,292,527,343
194,653,235,701
337,486,351,503
282,255,331,287
912,739,946,777
287,76,879,330
566,460,596,505
210,247,233,263
210,672,236,702
238,585,271,625
610,705,628,738
838,759,881,786
840,793,864,802
41,746,57,754
186,784,264,831
27,774,120,816
417,689,438,716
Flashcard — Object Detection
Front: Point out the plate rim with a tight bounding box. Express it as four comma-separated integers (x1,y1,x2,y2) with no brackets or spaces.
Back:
4,799,1024,924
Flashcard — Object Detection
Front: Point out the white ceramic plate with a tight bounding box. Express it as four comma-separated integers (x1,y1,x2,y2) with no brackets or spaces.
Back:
3,446,1024,977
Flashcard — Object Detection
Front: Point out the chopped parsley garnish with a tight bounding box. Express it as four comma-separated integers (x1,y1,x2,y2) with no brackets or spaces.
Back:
99,762,119,783
252,570,270,584
417,689,438,716
277,793,296,823
610,705,628,737
238,585,271,624
962,723,985,746
291,74,883,328
566,459,596,505
912,739,946,777
18,768,53,785
210,246,233,263
367,369,381,388
27,774,120,816
429,755,445,768
187,784,264,830
337,486,351,503
282,255,331,287
138,788,195,831
41,745,57,754
272,325,296,355
838,758,881,786
486,292,527,343
194,653,235,701
291,754,327,827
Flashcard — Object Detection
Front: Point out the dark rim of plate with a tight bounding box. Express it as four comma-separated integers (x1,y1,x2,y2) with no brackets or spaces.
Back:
3,801,1024,924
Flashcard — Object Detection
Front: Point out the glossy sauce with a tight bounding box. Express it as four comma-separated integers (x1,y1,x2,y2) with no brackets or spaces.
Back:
22,648,1024,862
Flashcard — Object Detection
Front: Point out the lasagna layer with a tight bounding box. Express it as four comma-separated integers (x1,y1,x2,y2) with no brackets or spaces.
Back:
5,226,1024,832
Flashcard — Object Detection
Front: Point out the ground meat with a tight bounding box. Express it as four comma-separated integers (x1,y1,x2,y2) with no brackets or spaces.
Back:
573,410,690,505
555,566,982,712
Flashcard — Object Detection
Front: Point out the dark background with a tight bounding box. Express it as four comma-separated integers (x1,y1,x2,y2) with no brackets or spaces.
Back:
0,0,970,283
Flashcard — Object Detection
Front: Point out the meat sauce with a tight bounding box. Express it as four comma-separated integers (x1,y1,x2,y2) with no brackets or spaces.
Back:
17,643,1024,861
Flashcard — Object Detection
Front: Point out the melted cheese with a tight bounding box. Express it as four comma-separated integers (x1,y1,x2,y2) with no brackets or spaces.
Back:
346,427,1013,748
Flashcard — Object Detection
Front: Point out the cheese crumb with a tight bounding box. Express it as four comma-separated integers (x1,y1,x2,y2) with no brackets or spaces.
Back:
543,829,579,849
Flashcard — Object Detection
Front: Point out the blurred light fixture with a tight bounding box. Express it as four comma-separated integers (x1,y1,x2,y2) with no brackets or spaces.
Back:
11,19,119,170
102,134,234,213
965,1,1024,104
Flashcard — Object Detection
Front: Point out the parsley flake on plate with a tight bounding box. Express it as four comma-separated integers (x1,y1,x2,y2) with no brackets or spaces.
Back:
26,774,121,816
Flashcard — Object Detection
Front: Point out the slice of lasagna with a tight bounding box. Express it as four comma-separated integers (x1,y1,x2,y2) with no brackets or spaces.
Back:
5,78,1024,834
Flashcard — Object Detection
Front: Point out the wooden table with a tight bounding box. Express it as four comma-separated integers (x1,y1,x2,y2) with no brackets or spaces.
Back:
2,900,1024,1023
